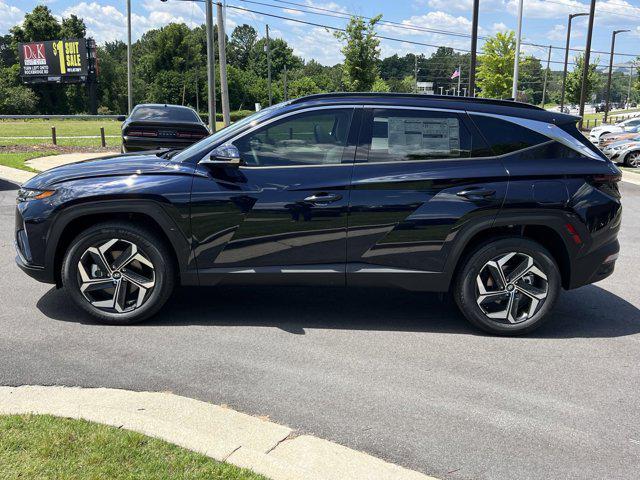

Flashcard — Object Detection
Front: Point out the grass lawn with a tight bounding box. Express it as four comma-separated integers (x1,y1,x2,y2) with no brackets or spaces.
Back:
582,108,640,125
0,414,268,480
0,150,58,172
0,119,226,148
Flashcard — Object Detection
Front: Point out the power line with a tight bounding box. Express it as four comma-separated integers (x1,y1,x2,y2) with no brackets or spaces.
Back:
260,0,640,58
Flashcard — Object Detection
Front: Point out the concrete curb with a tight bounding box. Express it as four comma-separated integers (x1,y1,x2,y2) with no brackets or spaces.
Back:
0,386,438,480
621,170,640,186
25,152,117,172
0,165,35,184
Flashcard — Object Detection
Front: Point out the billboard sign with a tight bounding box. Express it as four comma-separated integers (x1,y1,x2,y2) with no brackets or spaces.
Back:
19,39,88,82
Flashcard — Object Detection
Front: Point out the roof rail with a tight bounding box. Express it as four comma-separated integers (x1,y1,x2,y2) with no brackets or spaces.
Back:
288,92,543,111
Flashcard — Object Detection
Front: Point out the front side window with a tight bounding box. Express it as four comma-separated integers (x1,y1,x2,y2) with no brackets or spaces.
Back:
366,109,473,162
234,108,353,166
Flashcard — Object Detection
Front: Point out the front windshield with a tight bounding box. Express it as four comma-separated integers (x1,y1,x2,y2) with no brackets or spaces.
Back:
172,102,289,163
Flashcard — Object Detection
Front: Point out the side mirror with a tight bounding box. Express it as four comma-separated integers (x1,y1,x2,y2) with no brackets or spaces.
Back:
200,144,241,166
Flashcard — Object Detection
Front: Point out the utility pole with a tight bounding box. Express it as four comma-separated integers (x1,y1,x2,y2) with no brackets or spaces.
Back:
468,0,479,97
127,0,133,114
512,0,524,99
266,24,272,106
216,1,230,126
604,29,630,123
560,13,588,111
627,64,634,108
541,45,552,108
283,65,288,101
457,64,462,96
205,0,217,132
414,55,418,93
578,0,597,129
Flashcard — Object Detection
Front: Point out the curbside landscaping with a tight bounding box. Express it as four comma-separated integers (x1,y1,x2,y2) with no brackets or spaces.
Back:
0,386,438,480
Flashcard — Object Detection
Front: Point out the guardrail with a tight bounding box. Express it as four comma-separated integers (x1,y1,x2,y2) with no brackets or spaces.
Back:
0,115,126,121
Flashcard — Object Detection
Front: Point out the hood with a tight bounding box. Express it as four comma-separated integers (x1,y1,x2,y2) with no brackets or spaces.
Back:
23,152,184,190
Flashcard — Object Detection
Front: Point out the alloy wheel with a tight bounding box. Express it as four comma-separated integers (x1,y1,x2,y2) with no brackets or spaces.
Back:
475,252,548,324
626,152,640,168
77,238,156,313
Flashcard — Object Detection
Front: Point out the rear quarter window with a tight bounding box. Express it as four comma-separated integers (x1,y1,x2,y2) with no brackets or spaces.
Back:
470,115,549,155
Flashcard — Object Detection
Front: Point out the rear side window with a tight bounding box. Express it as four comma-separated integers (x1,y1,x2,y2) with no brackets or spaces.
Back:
366,109,475,162
471,115,549,155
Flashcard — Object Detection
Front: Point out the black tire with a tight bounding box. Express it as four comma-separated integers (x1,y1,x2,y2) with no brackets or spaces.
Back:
61,222,175,324
624,151,640,168
453,237,561,336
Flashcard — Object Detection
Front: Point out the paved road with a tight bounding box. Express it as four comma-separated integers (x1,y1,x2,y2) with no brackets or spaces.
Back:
1,180,639,480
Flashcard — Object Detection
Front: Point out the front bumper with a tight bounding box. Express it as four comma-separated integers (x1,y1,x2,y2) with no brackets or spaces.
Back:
15,249,54,284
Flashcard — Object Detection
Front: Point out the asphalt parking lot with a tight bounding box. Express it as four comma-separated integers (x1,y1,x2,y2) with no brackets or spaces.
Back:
1,179,639,480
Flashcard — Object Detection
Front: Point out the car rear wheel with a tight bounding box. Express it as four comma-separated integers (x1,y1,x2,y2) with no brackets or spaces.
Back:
454,238,561,335
62,222,175,324
624,151,640,168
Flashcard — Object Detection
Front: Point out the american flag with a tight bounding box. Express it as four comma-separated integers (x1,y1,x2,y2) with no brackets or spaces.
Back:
451,69,460,80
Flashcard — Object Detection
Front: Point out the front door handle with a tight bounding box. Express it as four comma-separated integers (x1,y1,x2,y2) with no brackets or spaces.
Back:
304,192,343,204
457,188,496,200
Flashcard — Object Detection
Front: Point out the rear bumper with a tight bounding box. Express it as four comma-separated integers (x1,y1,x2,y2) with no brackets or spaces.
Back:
122,137,196,152
568,238,619,289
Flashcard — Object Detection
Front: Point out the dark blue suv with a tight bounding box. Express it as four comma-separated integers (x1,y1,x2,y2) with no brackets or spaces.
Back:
15,93,622,334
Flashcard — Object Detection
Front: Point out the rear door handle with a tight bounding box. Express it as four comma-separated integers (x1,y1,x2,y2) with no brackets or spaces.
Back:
304,192,343,204
457,188,496,199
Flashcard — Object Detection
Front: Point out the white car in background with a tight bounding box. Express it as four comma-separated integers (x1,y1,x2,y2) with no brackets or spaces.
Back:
589,117,640,144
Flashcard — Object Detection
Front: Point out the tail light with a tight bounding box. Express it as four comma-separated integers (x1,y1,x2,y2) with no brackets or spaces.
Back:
590,173,621,199
126,129,158,137
177,131,207,139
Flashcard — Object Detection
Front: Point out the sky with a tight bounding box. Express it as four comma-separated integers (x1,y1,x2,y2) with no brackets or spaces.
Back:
2,0,640,71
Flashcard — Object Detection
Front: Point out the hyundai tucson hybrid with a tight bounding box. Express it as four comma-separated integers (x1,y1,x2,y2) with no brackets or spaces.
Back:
15,93,621,335
121,104,209,153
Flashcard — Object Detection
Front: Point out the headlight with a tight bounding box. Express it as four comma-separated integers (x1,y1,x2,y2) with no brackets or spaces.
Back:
17,188,56,202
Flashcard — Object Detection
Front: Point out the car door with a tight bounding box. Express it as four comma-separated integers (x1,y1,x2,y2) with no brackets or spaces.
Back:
346,106,508,291
190,106,358,286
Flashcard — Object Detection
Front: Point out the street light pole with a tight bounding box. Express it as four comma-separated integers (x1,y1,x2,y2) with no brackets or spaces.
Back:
604,29,630,123
578,0,596,130
468,0,479,97
205,0,217,132
541,45,552,108
560,13,588,111
266,24,272,106
511,0,524,99
216,1,230,126
127,0,133,114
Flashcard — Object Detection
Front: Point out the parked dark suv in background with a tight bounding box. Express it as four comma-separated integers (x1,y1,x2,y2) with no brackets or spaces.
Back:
15,93,621,335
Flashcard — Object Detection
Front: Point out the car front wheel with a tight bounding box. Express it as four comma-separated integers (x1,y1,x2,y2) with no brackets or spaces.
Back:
62,222,175,324
454,238,561,335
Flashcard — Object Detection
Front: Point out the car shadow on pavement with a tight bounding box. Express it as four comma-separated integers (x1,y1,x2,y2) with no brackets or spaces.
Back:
37,283,640,338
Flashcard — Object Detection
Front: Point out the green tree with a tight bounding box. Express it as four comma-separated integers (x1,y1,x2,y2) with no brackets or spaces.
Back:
371,77,390,92
228,24,257,70
333,15,382,91
565,53,601,105
60,15,86,39
0,65,37,114
250,37,302,79
477,31,515,99
10,5,61,43
287,76,322,98
519,56,544,104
